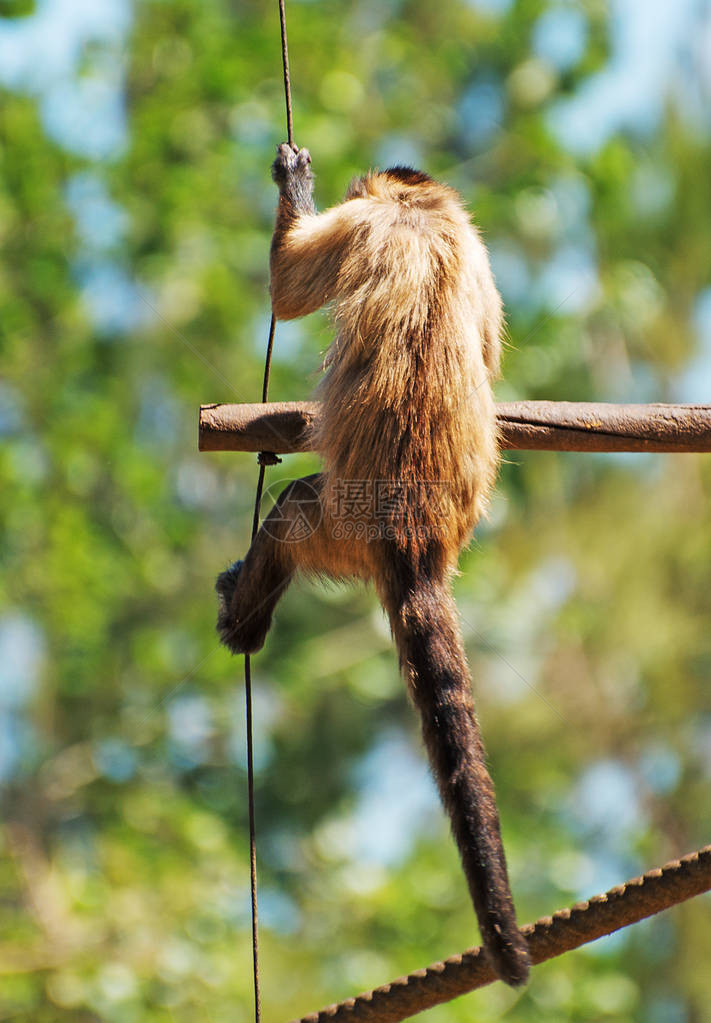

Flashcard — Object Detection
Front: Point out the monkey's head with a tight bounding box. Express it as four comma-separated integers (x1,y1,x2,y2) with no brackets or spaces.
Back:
344,166,433,202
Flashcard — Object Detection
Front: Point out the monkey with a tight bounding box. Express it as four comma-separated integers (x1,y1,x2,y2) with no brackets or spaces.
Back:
216,143,530,986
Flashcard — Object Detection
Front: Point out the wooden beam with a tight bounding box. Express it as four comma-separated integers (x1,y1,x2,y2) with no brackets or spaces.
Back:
199,401,711,454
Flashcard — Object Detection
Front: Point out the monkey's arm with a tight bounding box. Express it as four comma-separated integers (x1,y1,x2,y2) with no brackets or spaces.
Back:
270,144,356,320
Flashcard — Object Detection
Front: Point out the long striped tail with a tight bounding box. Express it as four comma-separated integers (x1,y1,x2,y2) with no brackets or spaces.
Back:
386,573,530,986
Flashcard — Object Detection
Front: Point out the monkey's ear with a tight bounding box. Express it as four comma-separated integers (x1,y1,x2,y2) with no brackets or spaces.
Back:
344,175,369,200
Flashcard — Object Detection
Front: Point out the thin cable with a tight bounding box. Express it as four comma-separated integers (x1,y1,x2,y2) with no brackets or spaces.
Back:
243,653,260,1021
243,6,295,1020
278,0,294,146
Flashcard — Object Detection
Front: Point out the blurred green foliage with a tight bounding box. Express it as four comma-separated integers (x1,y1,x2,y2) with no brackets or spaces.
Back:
0,0,710,1020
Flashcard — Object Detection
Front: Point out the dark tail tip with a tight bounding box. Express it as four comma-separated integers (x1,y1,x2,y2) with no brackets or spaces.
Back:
485,928,530,987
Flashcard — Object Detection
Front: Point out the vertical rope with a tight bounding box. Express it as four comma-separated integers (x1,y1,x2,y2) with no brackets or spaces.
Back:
244,3,294,1020
278,0,294,147
243,652,260,1022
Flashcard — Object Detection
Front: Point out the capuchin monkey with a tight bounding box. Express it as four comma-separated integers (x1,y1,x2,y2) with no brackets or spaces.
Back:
216,143,530,986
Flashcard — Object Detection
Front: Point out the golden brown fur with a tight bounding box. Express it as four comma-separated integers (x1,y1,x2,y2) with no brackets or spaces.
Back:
216,146,530,985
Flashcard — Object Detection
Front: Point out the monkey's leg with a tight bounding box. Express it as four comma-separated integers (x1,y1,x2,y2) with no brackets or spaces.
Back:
216,474,320,654
215,557,287,656
217,473,369,654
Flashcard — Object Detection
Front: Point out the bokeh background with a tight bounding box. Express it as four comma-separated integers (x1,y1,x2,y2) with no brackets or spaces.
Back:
1,0,710,1019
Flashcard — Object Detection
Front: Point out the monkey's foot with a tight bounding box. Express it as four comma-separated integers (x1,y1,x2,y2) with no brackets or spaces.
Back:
215,561,271,655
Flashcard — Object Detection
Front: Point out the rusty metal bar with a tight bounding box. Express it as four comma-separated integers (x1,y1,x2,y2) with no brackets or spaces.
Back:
290,846,711,1023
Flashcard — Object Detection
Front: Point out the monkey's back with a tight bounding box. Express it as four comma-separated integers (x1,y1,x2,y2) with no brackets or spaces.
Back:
313,168,502,565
